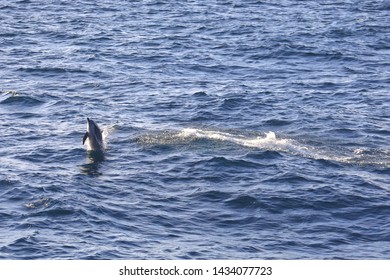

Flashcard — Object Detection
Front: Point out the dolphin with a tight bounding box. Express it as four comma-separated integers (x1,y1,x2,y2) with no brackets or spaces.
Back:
82,118,104,152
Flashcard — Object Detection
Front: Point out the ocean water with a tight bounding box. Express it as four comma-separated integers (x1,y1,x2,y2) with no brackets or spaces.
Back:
1,0,389,259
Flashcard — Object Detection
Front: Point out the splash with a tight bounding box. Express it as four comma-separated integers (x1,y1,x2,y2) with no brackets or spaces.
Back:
138,128,390,167
141,127,308,156
101,125,115,150
177,128,339,161
178,128,290,150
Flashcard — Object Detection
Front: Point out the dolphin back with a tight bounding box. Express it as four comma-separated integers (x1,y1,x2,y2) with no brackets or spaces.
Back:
84,118,105,152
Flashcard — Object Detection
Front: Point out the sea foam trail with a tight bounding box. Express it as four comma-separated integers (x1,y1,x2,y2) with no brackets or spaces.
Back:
179,128,288,149
138,128,390,167
177,128,352,163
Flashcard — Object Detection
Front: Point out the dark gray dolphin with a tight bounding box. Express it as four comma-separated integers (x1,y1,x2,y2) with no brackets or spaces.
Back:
83,118,104,152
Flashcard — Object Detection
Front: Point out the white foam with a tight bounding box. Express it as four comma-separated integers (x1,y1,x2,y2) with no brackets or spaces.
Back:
139,128,390,166
101,125,115,150
179,128,291,150
177,128,349,163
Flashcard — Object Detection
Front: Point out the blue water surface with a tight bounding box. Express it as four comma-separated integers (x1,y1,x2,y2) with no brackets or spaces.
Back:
1,0,389,259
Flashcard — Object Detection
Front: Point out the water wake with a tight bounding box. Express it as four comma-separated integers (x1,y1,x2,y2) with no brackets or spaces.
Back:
138,128,390,167
178,128,345,162
179,128,287,148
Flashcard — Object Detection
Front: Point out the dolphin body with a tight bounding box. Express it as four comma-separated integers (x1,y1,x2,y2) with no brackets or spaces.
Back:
82,118,104,152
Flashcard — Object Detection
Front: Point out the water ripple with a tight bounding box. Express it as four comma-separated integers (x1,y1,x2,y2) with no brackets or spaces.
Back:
1,0,389,260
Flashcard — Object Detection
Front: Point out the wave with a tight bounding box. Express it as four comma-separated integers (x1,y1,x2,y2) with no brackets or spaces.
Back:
138,128,390,167
178,128,288,149
0,91,44,106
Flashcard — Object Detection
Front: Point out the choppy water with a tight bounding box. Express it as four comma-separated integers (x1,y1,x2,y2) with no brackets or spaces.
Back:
1,0,390,259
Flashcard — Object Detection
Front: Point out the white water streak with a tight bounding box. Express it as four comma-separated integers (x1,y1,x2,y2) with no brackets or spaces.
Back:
178,128,352,163
138,128,390,167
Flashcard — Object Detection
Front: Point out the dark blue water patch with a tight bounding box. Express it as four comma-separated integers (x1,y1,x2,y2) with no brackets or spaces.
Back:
263,118,295,127
225,195,263,210
245,150,284,161
2,234,43,260
17,66,90,74
189,109,224,123
3,186,32,204
355,0,390,12
79,161,104,177
262,170,325,187
192,190,232,203
198,156,260,170
192,91,208,97
14,148,65,165
220,96,245,110
1,0,390,260
216,215,260,229
0,92,44,106
0,177,20,188
35,204,77,218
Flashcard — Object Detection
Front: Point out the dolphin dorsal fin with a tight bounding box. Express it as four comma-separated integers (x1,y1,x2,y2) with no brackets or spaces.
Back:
82,132,89,144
